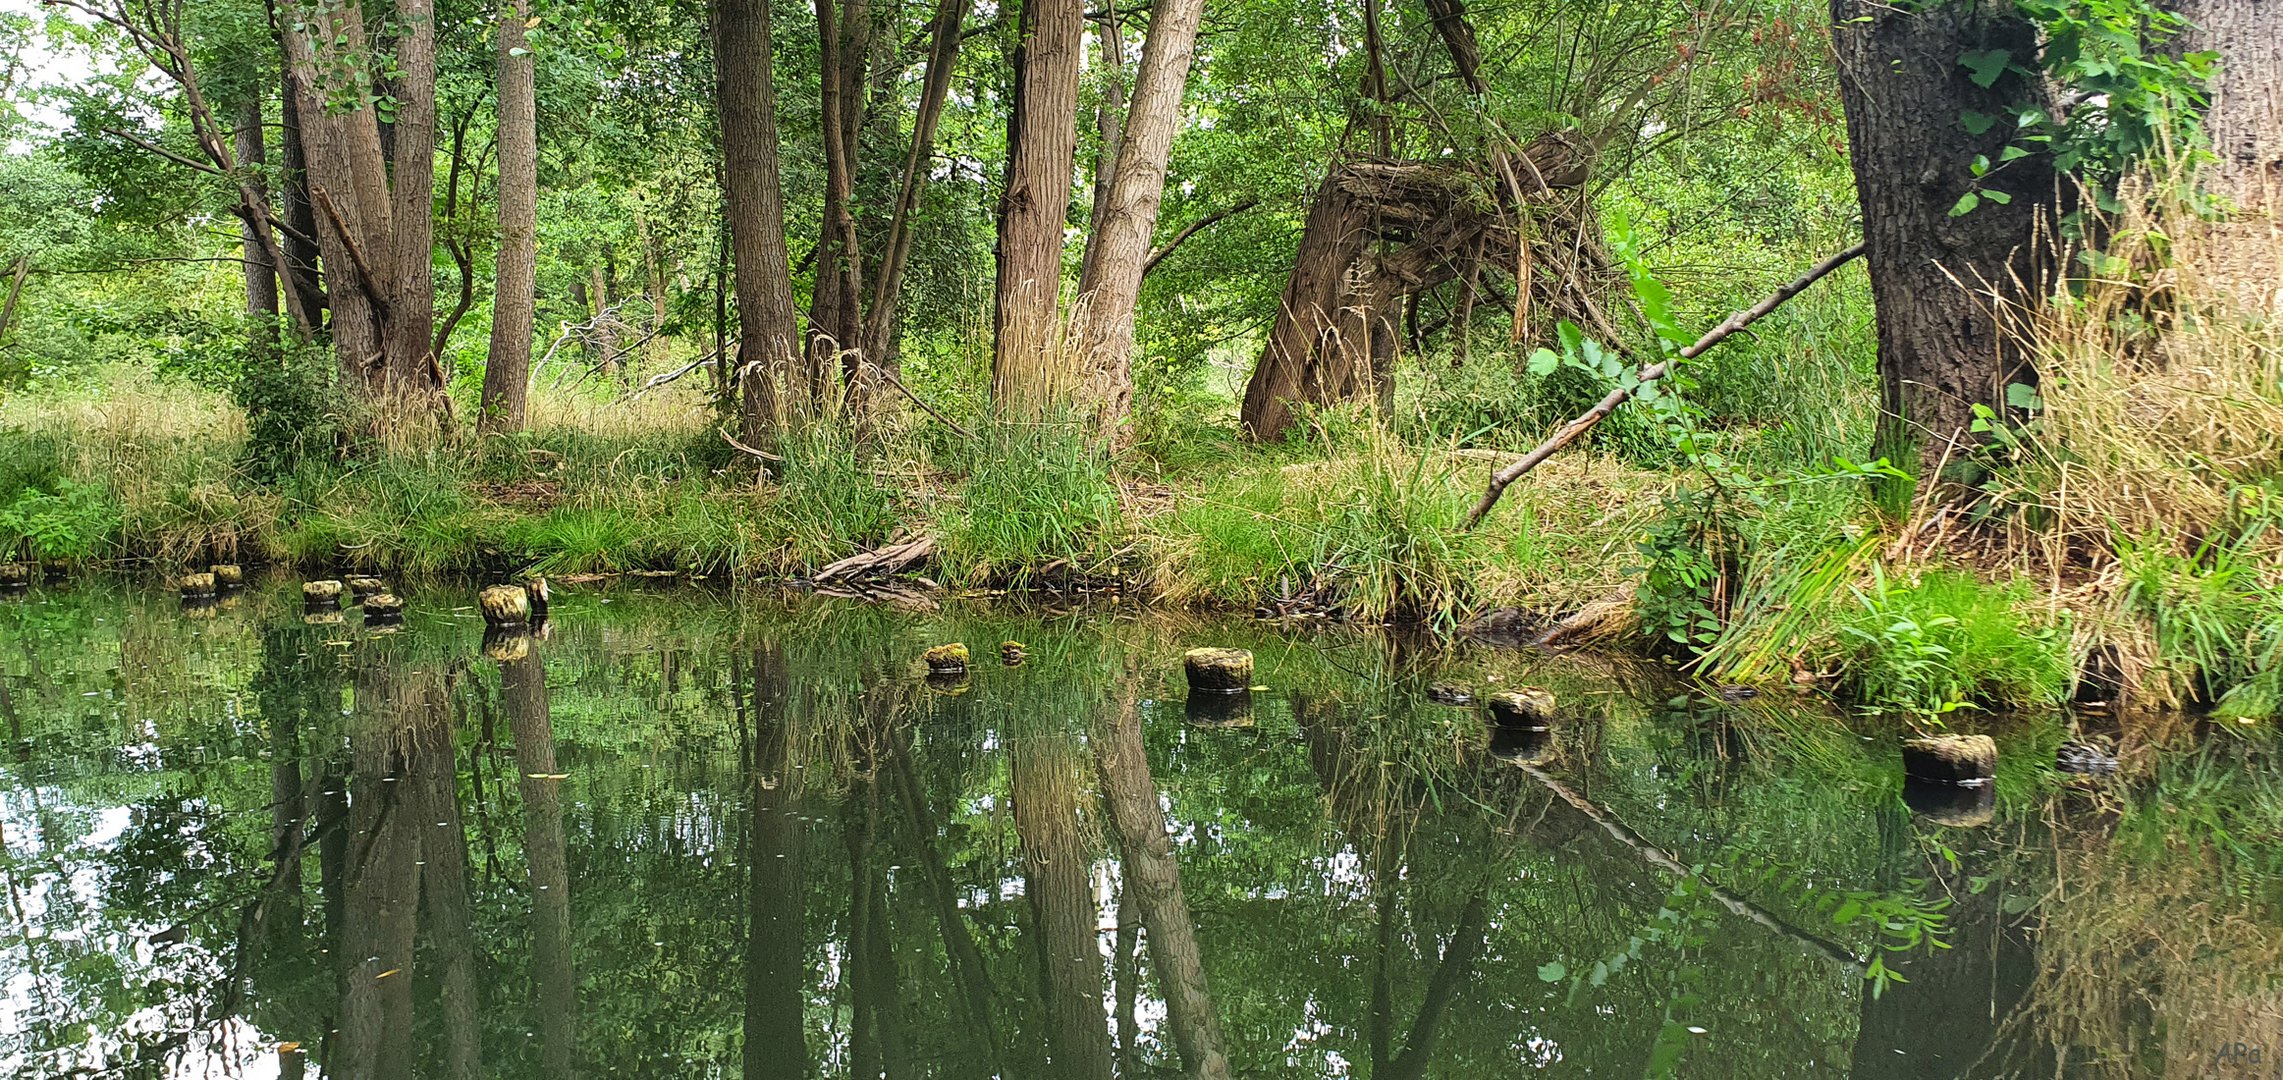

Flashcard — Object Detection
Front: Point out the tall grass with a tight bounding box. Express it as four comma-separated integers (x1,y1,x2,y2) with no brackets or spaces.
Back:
938,418,1121,585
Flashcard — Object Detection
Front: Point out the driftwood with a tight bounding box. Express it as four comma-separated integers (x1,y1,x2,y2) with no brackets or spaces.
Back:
1463,243,1867,529
814,535,936,584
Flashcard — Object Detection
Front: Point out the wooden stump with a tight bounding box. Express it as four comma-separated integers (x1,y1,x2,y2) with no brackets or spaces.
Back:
480,584,532,627
1902,778,1996,827
209,564,243,588
1901,734,1996,785
483,627,531,662
345,576,387,600
1487,687,1557,730
1000,640,1029,666
181,596,218,619
0,562,32,587
923,643,970,675
1185,691,1255,727
303,580,344,608
364,593,405,623
1183,647,1254,693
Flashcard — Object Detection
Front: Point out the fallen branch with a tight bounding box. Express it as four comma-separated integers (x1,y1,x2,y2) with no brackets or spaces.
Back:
814,535,936,584
718,426,784,463
626,345,731,402
1464,242,1866,529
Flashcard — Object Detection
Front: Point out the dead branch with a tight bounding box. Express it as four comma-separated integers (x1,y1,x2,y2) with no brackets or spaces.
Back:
1464,242,1866,529
1141,199,1259,278
873,367,977,440
718,426,785,463
813,535,937,584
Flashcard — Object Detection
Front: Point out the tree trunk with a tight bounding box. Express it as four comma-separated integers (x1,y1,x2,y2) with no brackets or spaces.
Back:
0,256,27,346
713,0,808,442
990,0,1085,415
1830,0,2060,478
278,72,326,329
743,644,809,1077
2171,0,2282,213
1010,730,1114,1080
1238,164,1371,440
1084,12,1128,265
857,0,971,366
235,98,281,347
1094,689,1232,1079
807,0,870,393
1073,0,1206,430
504,650,578,1080
382,0,440,400
480,0,540,434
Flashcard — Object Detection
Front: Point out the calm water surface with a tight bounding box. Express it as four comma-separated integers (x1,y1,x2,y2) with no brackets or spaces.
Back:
1,580,2278,1079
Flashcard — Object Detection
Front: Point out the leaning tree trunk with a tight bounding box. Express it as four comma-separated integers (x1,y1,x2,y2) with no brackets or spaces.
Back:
1073,0,1208,430
713,0,808,442
857,0,970,366
1830,0,2061,479
2171,0,2282,213
805,0,869,392
1238,164,1372,440
234,98,281,349
277,75,326,329
480,0,540,434
990,0,1086,415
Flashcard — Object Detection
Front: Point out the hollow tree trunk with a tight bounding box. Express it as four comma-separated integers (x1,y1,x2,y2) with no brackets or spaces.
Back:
990,0,1085,415
1073,0,1208,430
714,0,807,442
1830,0,2060,478
480,0,540,434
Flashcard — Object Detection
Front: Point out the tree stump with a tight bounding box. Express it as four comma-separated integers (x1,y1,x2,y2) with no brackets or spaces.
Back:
483,627,531,662
303,580,344,608
209,564,243,588
481,584,532,627
1487,687,1557,730
0,562,32,587
1186,691,1254,727
1000,640,1029,666
181,596,218,619
1489,725,1555,765
524,577,551,621
178,572,217,598
364,593,405,624
1901,734,1996,785
1183,647,1254,693
923,643,970,675
345,576,387,601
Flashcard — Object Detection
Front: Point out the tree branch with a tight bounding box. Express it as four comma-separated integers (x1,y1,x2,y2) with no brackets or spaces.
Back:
1140,199,1258,278
1463,242,1866,529
98,126,224,176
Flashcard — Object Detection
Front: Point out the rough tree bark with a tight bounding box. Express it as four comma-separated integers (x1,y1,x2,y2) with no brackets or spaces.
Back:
991,0,1086,415
480,0,540,434
277,74,326,329
1830,0,2060,477
1073,0,1208,429
714,0,809,441
2171,0,2282,212
234,98,280,347
806,0,870,389
1083,10,1128,269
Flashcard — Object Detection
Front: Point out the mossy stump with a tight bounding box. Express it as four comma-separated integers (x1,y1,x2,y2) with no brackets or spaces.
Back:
923,643,971,675
0,562,32,588
1184,648,1254,693
1000,641,1029,667
1487,688,1557,731
345,576,387,602
925,671,972,695
303,580,344,609
177,572,217,598
209,564,243,589
483,628,531,662
481,585,533,627
1901,734,1996,786
364,593,405,624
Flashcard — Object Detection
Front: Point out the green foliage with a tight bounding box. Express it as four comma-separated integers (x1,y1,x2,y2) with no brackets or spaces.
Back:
2120,535,2283,720
2010,0,2214,180
0,477,118,562
763,420,903,571
1837,568,2070,718
940,421,1121,585
231,339,350,480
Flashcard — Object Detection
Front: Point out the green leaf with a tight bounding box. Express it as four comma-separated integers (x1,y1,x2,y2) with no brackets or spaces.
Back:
1537,961,1566,982
2004,381,2043,410
1948,192,1981,217
1981,188,2012,205
1958,48,2012,87
1970,154,1990,177
1526,348,1560,377
2000,144,2031,162
1959,109,1995,135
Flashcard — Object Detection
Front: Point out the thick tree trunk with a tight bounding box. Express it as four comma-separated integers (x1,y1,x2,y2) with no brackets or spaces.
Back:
713,0,807,442
1094,691,1232,1079
278,74,326,329
235,99,280,345
1010,732,1114,1080
480,0,540,434
858,0,970,366
504,650,578,1080
1073,0,1207,430
2171,0,2282,212
807,0,870,392
991,0,1085,415
382,0,439,400
1238,165,1372,440
1830,0,2060,477
1084,13,1128,264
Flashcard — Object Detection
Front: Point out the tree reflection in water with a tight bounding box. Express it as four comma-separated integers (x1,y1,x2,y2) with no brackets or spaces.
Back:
0,582,2276,1078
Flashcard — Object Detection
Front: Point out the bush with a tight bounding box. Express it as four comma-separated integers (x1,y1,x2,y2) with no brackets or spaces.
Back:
1838,568,2070,718
940,420,1120,584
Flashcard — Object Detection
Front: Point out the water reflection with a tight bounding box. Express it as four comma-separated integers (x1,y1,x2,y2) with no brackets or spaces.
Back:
0,582,2276,1078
